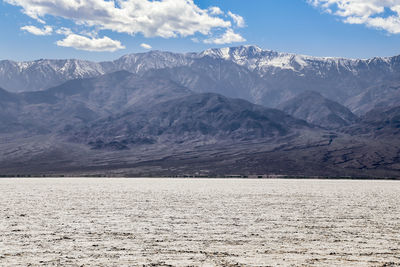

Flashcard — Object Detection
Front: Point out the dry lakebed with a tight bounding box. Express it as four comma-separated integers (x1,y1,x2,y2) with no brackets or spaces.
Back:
0,178,399,266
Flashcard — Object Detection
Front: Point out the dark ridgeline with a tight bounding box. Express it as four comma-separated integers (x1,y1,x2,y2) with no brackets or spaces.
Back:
0,46,399,178
278,91,359,129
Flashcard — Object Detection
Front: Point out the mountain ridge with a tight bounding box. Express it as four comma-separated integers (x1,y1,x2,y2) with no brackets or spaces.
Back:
2,45,399,90
278,91,359,129
0,70,400,177
2,45,400,116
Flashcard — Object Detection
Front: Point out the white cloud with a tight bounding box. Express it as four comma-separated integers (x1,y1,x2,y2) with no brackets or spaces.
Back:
55,27,72,35
20,25,53,35
56,34,125,52
209,6,223,15
5,0,233,38
204,29,246,45
7,0,248,51
228,11,245,28
308,0,400,34
140,43,152,49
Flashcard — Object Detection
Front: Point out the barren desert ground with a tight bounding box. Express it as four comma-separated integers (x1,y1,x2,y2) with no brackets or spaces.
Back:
1,178,400,266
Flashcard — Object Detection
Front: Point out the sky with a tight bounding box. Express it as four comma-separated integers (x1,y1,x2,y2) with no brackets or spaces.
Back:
1,0,400,62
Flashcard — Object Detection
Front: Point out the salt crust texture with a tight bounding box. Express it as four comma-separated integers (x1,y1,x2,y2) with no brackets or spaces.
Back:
0,178,399,266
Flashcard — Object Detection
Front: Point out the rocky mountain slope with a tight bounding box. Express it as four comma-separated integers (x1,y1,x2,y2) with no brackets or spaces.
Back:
0,59,105,92
278,91,359,129
346,80,400,115
1,47,400,178
71,92,310,150
343,105,400,137
197,46,400,108
0,71,193,134
2,46,400,115
0,71,311,140
141,57,269,103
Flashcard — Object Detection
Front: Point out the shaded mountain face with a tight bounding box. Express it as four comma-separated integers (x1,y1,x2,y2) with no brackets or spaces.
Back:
105,50,194,74
278,91,359,129
2,46,400,115
200,46,400,107
0,51,194,93
344,106,400,137
30,70,192,115
141,57,271,104
0,71,309,144
2,47,400,178
0,71,192,134
346,81,400,115
0,88,23,133
71,93,311,150
0,59,105,92
0,87,18,103
1,71,400,178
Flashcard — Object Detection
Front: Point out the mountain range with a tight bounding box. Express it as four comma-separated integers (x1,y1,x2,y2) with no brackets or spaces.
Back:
2,45,400,114
0,46,400,178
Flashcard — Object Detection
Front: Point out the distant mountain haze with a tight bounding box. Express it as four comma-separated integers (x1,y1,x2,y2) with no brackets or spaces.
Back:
1,46,400,115
278,91,359,129
1,46,400,177
70,92,311,150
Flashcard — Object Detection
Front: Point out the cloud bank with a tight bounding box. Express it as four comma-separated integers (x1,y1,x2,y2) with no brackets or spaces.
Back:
204,29,246,45
21,25,53,35
308,0,400,34
140,43,152,49
6,0,247,51
56,34,125,52
228,11,245,28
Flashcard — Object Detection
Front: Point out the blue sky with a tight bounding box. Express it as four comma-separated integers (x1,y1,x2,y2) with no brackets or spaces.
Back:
1,0,400,61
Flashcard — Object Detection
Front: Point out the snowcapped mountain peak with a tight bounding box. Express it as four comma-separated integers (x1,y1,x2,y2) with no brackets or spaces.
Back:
0,58,105,92
200,47,231,59
197,45,395,74
199,45,276,71
200,45,305,72
200,45,264,60
0,45,399,95
110,50,194,74
199,45,397,76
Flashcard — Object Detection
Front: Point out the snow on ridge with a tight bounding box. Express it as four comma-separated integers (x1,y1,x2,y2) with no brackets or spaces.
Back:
13,58,105,77
197,45,397,73
3,45,396,76
0,45,398,93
